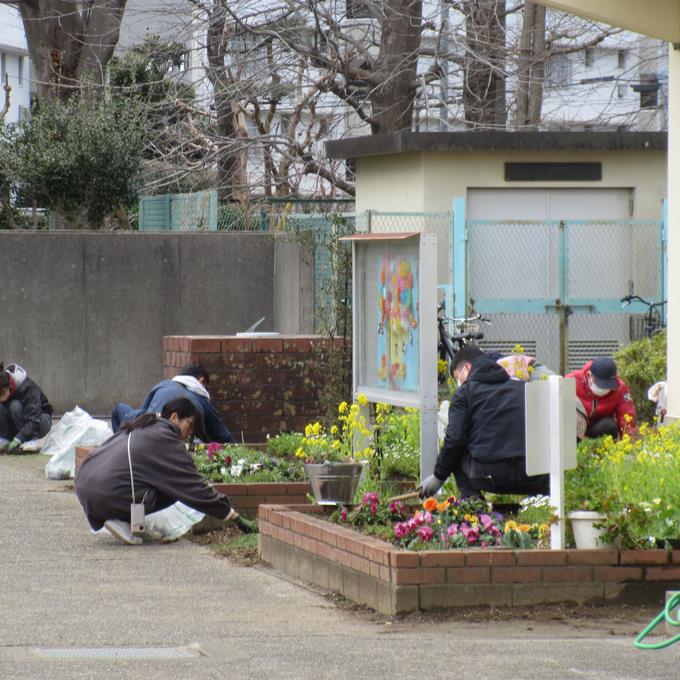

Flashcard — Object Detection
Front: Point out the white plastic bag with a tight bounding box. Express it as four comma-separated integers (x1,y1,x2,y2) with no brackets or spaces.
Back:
437,400,450,444
43,406,112,480
143,502,205,541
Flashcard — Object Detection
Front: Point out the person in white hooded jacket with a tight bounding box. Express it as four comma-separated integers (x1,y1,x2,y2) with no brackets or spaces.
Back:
110,363,235,443
0,363,53,453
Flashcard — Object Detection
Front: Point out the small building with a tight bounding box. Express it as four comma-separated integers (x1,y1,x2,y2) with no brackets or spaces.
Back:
326,131,667,373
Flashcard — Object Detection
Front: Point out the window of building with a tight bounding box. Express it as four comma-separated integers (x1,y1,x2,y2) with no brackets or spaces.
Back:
584,47,595,68
0,53,6,80
545,54,572,88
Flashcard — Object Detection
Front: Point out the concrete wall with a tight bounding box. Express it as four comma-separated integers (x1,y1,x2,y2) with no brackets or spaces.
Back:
0,232,313,415
356,149,666,218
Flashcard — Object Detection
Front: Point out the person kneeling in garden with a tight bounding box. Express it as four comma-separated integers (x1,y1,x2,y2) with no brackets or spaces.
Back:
566,357,637,440
419,346,549,500
75,397,256,545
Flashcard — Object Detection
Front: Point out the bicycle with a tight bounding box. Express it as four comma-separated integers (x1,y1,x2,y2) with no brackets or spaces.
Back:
620,295,667,339
437,302,491,383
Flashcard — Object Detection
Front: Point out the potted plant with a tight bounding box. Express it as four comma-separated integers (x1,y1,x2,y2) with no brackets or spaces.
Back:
295,396,374,505
564,438,618,549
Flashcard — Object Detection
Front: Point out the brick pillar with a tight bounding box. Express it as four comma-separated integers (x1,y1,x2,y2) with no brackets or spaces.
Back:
162,335,347,442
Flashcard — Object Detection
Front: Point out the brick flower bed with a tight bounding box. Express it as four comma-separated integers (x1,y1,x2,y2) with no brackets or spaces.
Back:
258,503,680,616
193,482,312,532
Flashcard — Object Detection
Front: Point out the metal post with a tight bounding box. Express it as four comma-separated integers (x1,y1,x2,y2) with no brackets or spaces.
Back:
549,377,566,550
453,197,467,318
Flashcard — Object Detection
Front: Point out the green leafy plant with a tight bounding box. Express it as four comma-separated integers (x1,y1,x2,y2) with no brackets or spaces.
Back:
373,403,420,481
614,331,666,423
192,442,304,483
266,432,304,458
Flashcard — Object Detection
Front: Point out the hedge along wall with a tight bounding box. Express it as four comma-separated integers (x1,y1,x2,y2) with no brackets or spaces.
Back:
258,504,680,616
162,335,347,443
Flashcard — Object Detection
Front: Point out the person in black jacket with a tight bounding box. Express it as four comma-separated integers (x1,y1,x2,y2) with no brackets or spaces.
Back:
0,363,53,453
76,397,255,545
419,346,549,499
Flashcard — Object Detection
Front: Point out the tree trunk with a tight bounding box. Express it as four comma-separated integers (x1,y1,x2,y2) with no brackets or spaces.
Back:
514,1,546,129
19,0,127,102
463,0,507,128
370,0,423,134
206,1,248,202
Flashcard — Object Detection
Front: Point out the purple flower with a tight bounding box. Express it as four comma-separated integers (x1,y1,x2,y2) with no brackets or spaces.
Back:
416,525,434,542
479,514,493,530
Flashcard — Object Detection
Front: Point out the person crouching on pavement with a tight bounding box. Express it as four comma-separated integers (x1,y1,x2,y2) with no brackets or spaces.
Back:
418,345,549,500
0,363,53,454
75,397,256,545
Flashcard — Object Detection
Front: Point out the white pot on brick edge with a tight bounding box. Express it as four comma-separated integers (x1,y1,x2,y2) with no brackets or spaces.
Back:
567,510,615,549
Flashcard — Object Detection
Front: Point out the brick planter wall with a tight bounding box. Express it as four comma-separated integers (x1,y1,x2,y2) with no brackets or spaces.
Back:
193,482,311,531
258,504,680,616
162,335,347,442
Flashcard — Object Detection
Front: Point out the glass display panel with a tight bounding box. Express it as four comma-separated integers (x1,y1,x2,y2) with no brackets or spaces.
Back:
356,240,421,395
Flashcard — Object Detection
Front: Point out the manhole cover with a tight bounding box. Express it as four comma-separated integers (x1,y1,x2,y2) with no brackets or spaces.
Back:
33,647,200,659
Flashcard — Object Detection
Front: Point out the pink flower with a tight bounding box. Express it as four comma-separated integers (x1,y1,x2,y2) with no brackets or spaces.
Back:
369,501,378,515
479,514,493,530
461,524,479,544
361,492,379,507
394,522,410,539
416,525,434,542
340,508,348,522
389,500,405,515
446,523,459,537
423,511,433,524
490,526,502,538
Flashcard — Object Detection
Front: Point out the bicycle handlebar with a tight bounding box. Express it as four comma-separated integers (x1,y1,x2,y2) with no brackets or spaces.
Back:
620,295,667,308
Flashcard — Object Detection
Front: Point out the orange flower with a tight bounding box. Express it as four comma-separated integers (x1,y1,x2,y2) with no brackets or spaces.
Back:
423,498,438,512
437,500,450,513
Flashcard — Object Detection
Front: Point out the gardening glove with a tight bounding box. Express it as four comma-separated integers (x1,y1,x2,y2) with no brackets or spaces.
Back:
7,438,22,453
418,474,444,499
231,512,258,534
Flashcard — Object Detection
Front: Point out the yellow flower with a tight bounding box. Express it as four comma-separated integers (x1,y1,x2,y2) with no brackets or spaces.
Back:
437,359,449,375
437,501,450,513
338,401,348,414
539,523,550,535
311,421,322,435
304,424,313,437
513,343,525,354
295,447,305,459
331,440,341,450
357,393,368,407
518,524,531,533
464,514,478,524
504,520,518,532
330,425,339,436
362,447,373,458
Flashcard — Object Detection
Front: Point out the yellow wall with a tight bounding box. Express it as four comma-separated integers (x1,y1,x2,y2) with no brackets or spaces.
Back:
356,149,666,219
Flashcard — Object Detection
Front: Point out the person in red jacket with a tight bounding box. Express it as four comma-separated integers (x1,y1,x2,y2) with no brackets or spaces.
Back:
566,357,637,439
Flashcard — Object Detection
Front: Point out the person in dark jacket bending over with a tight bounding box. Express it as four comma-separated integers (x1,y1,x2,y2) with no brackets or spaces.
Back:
76,397,254,545
111,363,234,444
419,346,549,500
0,363,53,453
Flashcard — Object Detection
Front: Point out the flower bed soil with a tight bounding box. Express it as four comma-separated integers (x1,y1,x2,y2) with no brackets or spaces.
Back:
258,503,680,616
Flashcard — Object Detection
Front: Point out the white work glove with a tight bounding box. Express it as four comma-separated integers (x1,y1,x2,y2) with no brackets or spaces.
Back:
418,474,444,499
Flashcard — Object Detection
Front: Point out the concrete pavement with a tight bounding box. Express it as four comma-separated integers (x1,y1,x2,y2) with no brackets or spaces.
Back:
1,454,679,680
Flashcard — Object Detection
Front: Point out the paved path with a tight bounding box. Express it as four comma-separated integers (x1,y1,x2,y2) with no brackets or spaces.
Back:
1,454,679,680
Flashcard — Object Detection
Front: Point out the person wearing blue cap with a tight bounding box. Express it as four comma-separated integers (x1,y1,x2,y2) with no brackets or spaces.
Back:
566,357,637,439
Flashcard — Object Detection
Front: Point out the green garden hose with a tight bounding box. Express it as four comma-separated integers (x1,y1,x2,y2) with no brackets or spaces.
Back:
634,592,680,649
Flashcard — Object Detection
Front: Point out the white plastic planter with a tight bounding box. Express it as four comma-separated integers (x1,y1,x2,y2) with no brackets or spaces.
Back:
567,510,615,549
